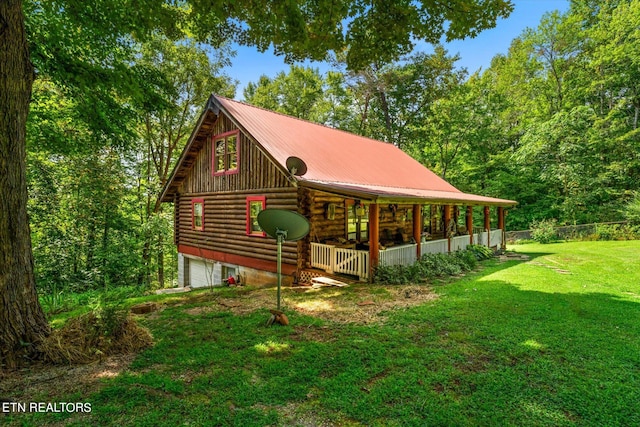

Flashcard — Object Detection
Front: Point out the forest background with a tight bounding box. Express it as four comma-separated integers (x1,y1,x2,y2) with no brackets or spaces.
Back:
26,0,640,295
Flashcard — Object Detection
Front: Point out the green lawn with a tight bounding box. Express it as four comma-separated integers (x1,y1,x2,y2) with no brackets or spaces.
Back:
6,241,640,426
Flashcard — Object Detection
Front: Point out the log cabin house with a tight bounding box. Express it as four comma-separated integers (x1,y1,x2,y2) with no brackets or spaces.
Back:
159,94,517,287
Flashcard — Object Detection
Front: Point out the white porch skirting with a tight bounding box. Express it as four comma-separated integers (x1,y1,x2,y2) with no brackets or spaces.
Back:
379,243,418,266
310,230,503,281
421,239,448,256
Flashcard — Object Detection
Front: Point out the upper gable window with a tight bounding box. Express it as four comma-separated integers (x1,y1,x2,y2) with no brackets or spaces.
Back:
213,130,239,175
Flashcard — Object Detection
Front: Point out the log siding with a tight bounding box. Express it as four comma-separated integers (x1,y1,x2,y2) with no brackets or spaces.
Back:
174,112,298,272
177,189,299,267
181,115,290,194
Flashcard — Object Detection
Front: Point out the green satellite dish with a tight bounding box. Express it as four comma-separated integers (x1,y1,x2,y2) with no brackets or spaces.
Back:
258,209,310,242
257,209,310,325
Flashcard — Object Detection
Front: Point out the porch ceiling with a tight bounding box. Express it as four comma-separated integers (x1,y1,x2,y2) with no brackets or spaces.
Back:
300,180,517,207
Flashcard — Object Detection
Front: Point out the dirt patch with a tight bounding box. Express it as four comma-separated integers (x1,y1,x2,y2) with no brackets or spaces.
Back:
287,284,439,325
184,306,216,316
197,284,439,325
0,354,135,403
528,260,572,275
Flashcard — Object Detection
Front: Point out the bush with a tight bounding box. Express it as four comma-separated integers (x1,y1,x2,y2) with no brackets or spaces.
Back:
624,192,640,225
373,264,414,285
374,248,484,285
452,250,478,271
530,219,558,244
467,244,494,260
586,224,640,241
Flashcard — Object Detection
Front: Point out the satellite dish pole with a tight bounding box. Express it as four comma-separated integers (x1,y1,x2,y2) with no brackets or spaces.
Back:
257,209,310,326
275,227,286,311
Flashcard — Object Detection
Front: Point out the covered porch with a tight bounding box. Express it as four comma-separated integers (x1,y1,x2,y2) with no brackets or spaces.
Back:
310,228,504,281
302,186,513,281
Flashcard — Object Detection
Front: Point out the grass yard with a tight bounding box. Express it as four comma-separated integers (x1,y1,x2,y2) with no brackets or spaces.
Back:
3,240,640,426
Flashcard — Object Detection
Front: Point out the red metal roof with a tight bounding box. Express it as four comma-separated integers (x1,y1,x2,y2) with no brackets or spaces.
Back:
215,95,516,206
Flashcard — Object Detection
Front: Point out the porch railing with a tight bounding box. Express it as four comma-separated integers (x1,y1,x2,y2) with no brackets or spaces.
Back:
334,247,369,279
473,229,503,247
421,239,448,256
451,235,471,252
379,243,418,266
310,242,334,273
476,231,488,246
310,243,370,279
490,229,503,247
310,230,503,281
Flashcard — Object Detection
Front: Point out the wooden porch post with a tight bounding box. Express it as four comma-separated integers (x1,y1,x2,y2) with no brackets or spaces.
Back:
466,206,473,245
413,204,421,258
444,204,452,252
369,203,379,281
483,206,491,248
498,207,506,250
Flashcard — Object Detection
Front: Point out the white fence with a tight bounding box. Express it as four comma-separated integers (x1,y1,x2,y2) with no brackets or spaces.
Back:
310,243,334,272
473,229,503,248
310,230,503,281
310,243,370,279
476,231,488,246
379,243,418,266
451,235,472,252
421,239,448,256
334,247,369,279
490,229,503,247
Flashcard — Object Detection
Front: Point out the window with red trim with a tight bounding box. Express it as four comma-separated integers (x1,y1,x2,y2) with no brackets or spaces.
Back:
213,131,239,174
246,196,266,236
191,198,204,231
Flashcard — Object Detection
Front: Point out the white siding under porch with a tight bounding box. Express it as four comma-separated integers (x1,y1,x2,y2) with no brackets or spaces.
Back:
421,239,449,256
380,243,418,266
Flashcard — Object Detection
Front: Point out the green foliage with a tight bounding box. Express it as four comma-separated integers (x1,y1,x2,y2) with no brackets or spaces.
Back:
584,224,640,241
89,298,129,341
466,244,494,260
439,2,640,229
40,284,69,316
185,0,513,71
373,264,414,285
243,65,353,127
39,286,148,318
530,218,559,244
28,150,150,293
624,192,640,225
374,248,480,285
347,47,467,147
26,30,237,294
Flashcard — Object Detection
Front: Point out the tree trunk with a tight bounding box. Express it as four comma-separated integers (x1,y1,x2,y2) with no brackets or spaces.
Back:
0,0,50,370
157,233,165,288
378,90,393,143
